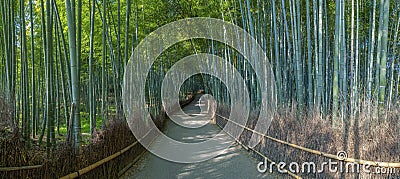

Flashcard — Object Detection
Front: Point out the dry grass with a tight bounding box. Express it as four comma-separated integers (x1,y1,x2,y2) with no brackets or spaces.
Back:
0,116,147,178
0,95,194,178
0,99,156,178
217,102,400,178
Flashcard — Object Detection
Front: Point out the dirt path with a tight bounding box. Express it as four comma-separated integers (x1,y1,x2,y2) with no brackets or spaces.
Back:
121,95,276,179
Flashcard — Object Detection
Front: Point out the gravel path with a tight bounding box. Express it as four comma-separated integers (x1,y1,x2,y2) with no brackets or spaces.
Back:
121,95,277,179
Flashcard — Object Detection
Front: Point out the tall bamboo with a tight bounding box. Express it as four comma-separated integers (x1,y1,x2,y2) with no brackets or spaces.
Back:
45,0,55,154
29,0,36,138
306,0,313,109
389,10,400,109
65,0,81,152
89,0,96,137
378,0,390,109
367,0,377,115
271,0,282,105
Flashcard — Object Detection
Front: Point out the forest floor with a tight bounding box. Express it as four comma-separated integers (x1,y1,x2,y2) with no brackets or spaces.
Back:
121,95,278,178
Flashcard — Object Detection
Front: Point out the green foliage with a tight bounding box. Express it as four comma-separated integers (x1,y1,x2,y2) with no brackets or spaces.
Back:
0,0,399,152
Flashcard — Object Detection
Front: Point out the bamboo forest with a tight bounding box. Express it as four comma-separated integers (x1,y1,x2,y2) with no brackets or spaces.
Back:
0,0,399,178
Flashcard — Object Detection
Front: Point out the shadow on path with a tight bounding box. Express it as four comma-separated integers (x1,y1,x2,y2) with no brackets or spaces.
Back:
121,95,275,179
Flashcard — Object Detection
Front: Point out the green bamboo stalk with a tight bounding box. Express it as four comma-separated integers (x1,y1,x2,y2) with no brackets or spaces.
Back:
350,0,355,118
102,0,107,126
10,0,16,115
77,0,81,80
38,0,47,146
29,0,36,138
312,0,318,111
45,0,55,154
317,0,323,114
353,0,360,117
271,0,282,105
339,0,347,120
54,9,69,132
290,0,304,110
117,0,122,117
0,0,11,101
89,0,96,137
332,0,340,124
54,23,60,135
378,0,390,109
374,0,385,112
388,11,400,109
124,0,131,66
54,3,72,100
367,0,377,115
65,0,81,152
306,0,313,110
20,0,30,147
296,0,303,110
323,0,331,115
54,21,62,135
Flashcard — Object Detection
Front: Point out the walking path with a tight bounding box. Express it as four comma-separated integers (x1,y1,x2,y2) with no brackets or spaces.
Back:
121,95,275,178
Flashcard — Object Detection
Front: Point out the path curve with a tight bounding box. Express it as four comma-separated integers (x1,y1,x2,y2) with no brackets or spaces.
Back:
121,95,275,178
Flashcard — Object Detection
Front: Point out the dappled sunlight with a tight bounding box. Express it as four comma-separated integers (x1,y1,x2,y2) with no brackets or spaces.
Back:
123,95,277,178
175,144,272,178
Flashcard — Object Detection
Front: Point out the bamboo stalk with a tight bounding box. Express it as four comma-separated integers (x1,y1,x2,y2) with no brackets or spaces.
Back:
67,103,75,144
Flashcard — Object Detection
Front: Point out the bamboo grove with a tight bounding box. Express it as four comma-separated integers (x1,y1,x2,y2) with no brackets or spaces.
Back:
0,0,399,154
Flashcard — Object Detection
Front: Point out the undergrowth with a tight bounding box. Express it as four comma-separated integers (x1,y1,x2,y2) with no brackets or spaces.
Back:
217,101,400,178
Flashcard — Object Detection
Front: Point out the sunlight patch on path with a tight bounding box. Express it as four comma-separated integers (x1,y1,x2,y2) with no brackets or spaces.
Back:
121,95,275,178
